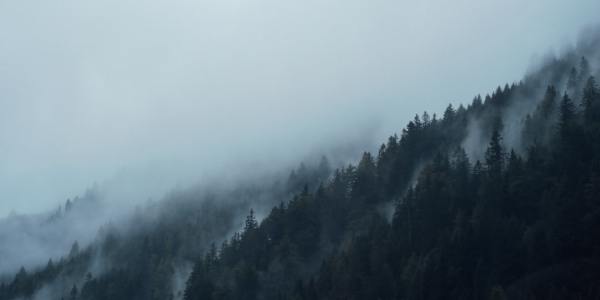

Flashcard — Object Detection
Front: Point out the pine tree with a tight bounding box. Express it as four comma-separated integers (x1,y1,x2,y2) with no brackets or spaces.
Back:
69,241,80,258
184,260,215,300
567,67,578,92
539,85,557,117
317,156,331,181
443,104,456,122
583,76,599,123
244,209,258,232
235,263,258,300
65,199,73,212
70,284,78,300
578,56,591,82
422,111,431,126
485,129,505,176
558,93,576,139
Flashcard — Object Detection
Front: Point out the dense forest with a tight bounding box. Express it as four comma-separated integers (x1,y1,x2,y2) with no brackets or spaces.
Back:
1,34,600,300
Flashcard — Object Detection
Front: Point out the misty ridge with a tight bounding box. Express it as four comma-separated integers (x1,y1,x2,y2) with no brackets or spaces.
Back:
0,155,333,270
0,154,337,300
0,24,599,300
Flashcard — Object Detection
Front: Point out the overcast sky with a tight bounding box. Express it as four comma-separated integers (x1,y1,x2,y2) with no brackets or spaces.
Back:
0,0,599,215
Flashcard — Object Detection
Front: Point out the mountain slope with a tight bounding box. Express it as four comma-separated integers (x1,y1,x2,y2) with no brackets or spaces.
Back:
2,32,600,300
182,36,600,300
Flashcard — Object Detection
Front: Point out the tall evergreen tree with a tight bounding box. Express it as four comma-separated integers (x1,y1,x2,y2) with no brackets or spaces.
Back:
485,128,505,176
583,76,599,123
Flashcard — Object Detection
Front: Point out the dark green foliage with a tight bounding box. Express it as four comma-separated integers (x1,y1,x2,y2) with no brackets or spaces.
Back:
583,76,600,124
522,85,558,147
177,52,600,299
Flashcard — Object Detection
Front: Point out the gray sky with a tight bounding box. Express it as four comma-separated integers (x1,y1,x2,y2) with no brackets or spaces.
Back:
0,0,599,215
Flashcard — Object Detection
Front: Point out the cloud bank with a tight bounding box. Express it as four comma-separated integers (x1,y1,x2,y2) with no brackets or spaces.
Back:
0,0,599,216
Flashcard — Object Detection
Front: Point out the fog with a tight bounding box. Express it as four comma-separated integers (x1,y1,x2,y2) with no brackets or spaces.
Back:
1,0,599,216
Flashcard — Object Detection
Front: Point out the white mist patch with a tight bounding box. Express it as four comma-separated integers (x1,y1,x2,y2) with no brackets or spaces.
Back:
376,201,395,223
0,186,140,277
0,194,104,275
501,89,548,154
1,0,599,217
462,118,487,162
376,161,426,224
171,262,193,300
29,284,55,300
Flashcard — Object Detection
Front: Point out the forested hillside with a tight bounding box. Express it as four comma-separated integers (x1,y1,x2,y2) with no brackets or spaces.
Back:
2,34,600,300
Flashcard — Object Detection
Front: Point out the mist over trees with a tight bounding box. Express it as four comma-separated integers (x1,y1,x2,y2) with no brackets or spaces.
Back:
2,29,600,300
